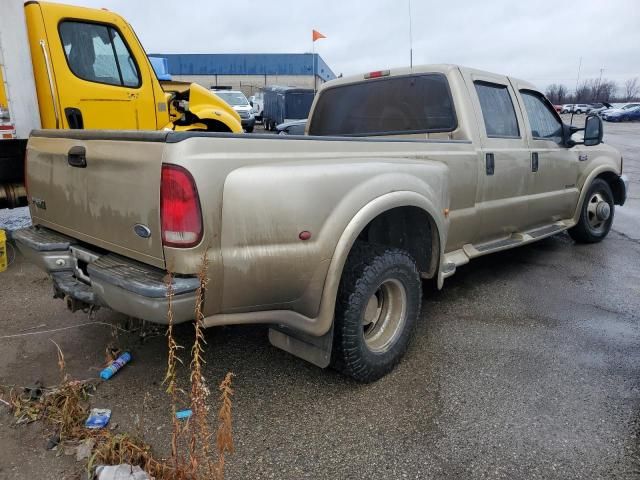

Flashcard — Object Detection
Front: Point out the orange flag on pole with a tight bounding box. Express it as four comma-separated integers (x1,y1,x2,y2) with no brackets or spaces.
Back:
312,29,326,42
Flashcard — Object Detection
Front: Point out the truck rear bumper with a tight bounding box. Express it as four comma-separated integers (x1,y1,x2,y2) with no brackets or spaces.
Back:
13,226,198,324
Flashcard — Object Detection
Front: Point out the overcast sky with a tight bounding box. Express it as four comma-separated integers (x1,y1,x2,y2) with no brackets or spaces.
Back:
65,0,639,91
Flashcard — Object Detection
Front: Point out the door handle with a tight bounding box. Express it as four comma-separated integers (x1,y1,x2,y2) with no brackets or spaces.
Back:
64,108,84,129
531,152,539,172
67,146,87,168
485,153,495,175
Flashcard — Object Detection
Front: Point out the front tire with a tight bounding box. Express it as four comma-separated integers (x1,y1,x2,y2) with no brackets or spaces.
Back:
568,178,615,243
331,242,422,382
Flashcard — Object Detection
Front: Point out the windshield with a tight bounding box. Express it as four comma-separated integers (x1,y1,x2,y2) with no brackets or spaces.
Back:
622,104,640,110
214,91,249,106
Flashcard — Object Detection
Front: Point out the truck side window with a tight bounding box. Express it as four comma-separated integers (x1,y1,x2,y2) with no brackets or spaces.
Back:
520,91,563,143
308,74,457,136
59,21,140,88
474,81,520,138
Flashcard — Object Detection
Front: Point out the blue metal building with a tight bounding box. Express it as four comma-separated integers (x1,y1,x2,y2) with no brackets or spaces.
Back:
149,53,336,94
154,53,336,81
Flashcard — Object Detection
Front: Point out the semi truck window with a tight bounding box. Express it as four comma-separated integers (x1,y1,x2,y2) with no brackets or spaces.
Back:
474,81,520,138
111,29,140,87
520,91,562,143
59,21,140,88
308,74,457,136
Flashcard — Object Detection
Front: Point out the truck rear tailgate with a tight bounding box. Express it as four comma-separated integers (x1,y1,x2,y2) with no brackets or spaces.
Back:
26,130,169,268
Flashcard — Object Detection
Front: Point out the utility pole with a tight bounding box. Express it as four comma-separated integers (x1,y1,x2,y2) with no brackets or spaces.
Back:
408,0,413,69
570,57,582,126
597,67,604,100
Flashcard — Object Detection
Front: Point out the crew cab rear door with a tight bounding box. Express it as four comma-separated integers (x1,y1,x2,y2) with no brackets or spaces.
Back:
26,2,157,130
461,69,532,242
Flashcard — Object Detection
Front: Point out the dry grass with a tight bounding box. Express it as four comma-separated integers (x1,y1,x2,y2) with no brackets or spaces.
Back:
214,372,235,478
3,252,235,480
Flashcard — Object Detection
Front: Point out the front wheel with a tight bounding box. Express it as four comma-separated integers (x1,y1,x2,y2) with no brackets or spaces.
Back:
568,179,614,243
331,242,422,382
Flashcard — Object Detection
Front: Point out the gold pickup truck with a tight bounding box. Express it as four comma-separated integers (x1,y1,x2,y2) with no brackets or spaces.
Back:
14,64,628,382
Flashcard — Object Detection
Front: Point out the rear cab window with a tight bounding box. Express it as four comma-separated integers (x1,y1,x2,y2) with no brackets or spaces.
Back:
308,73,457,136
59,21,141,88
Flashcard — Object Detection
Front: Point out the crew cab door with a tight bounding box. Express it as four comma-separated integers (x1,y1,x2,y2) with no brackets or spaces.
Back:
512,86,579,225
463,71,532,242
26,2,158,130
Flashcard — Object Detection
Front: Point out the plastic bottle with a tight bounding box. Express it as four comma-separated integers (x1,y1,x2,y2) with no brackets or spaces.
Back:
100,352,132,380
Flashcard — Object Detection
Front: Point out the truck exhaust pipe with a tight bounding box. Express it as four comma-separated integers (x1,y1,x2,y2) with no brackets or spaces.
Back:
0,182,27,209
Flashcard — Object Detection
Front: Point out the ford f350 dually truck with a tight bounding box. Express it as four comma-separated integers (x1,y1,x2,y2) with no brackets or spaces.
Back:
15,65,628,382
0,0,241,209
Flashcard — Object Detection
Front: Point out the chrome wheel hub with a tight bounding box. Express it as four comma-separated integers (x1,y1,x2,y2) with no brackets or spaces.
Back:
587,192,610,231
362,279,407,353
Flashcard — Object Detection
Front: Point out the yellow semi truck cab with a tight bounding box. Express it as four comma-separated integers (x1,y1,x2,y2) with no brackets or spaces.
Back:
0,0,242,208
26,1,242,132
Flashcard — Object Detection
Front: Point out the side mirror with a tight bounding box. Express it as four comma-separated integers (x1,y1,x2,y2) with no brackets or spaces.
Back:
249,101,254,107
584,114,603,146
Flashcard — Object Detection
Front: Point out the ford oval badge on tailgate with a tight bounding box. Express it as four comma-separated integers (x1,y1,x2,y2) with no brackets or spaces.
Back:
134,224,151,238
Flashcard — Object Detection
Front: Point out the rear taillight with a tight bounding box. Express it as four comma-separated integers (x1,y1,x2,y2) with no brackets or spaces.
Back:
160,164,203,248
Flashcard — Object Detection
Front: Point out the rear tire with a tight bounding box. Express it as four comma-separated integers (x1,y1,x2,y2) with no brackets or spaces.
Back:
331,242,422,382
568,178,614,243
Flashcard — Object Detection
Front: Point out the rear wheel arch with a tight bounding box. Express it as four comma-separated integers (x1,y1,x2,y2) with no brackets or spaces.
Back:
354,206,441,279
300,192,445,338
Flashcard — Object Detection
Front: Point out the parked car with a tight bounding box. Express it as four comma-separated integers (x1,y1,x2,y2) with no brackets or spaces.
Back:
601,103,640,120
588,103,613,116
553,105,562,113
211,90,256,132
262,87,315,131
603,105,640,122
15,64,627,382
560,104,574,114
276,119,307,135
572,104,592,114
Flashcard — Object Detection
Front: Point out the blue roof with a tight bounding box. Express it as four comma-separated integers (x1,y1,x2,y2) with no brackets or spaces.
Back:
149,53,336,82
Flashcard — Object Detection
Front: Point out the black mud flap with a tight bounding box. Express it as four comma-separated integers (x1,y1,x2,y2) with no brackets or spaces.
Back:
268,324,334,368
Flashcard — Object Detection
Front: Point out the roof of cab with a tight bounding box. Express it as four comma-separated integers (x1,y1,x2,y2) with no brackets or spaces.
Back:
318,64,538,93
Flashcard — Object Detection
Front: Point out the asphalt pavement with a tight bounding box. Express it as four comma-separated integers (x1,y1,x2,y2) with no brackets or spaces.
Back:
0,118,638,480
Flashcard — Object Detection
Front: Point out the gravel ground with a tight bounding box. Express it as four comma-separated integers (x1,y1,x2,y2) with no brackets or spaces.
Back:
0,118,638,480
0,206,31,233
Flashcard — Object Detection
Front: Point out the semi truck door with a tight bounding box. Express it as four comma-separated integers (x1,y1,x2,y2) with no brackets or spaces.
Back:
30,3,157,130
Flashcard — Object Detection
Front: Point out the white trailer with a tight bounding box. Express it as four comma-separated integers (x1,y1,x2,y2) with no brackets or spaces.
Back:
0,0,41,208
